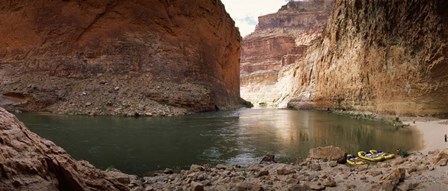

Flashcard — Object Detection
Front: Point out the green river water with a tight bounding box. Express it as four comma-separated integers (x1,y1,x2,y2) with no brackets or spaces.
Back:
16,109,421,175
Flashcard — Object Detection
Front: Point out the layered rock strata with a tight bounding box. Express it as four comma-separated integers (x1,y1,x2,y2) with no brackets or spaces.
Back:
0,0,241,116
289,0,448,116
240,0,333,108
0,107,134,191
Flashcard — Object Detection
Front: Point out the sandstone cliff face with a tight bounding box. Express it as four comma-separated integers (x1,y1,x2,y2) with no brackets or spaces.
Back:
0,0,241,116
0,107,135,190
240,0,333,108
289,0,448,116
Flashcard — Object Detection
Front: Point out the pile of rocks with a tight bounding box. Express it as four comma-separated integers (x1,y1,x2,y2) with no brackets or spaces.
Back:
133,147,448,191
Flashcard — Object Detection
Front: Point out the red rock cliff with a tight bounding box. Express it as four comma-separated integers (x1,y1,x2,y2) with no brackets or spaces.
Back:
289,0,448,116
0,0,241,116
240,0,333,107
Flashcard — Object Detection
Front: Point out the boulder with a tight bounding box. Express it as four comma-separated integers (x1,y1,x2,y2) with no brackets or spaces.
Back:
260,154,277,164
376,168,405,191
308,146,347,162
432,149,448,165
0,107,130,191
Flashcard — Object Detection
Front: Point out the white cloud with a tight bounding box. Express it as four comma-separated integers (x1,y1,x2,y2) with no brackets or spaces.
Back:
221,0,288,37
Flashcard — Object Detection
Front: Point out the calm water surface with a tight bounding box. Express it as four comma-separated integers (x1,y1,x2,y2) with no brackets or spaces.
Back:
16,109,421,175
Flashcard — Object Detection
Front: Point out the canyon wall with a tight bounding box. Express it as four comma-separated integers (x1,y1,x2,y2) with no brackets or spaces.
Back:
0,0,241,116
289,0,448,116
0,107,135,190
240,0,333,108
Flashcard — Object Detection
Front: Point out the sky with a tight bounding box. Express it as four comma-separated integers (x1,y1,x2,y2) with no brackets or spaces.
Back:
221,0,290,37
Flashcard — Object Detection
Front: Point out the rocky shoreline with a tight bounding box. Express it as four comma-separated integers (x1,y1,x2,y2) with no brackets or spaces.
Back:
132,148,448,191
1,106,448,191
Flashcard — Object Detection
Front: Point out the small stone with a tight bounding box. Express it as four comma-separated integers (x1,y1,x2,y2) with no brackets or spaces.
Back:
398,182,419,191
191,181,204,191
306,182,325,190
260,154,277,164
144,186,154,191
309,163,321,171
277,167,294,175
321,177,336,187
216,164,228,170
369,170,382,177
328,161,338,167
114,86,120,91
256,170,269,177
131,187,143,191
190,164,205,172
164,168,174,174
85,102,92,106
346,184,356,189
235,182,254,191
288,184,310,191
392,158,406,165
437,158,448,166
380,163,391,168
407,165,417,173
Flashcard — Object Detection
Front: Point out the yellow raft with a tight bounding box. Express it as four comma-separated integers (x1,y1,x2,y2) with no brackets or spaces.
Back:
370,150,395,160
347,154,367,165
357,151,384,162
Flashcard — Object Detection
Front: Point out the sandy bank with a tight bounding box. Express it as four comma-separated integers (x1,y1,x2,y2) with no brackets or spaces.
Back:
404,120,448,153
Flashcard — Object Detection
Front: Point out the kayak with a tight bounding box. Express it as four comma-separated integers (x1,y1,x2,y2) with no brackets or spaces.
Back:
347,154,367,165
369,150,395,160
358,151,384,162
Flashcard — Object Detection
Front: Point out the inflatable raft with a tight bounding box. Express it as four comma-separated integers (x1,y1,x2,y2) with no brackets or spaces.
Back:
357,151,384,162
369,150,395,160
347,154,367,165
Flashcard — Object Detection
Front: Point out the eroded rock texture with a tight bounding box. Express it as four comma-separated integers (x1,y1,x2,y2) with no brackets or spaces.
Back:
0,0,241,116
240,0,333,108
0,107,134,191
289,0,448,116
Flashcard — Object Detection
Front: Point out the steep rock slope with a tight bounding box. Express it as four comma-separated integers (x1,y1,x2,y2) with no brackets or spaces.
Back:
0,107,135,190
240,0,333,108
0,0,241,116
289,0,448,116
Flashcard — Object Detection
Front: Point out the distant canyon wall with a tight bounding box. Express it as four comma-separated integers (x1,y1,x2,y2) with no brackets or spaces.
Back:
240,0,333,108
289,0,448,116
0,0,241,116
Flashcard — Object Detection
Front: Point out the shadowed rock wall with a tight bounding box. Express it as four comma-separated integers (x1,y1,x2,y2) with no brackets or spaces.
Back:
0,0,241,116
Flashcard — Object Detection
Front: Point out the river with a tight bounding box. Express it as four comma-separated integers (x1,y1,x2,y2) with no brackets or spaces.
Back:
16,109,421,175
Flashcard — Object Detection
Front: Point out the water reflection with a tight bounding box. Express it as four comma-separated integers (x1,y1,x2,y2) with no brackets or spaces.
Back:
235,109,421,162
15,109,422,175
